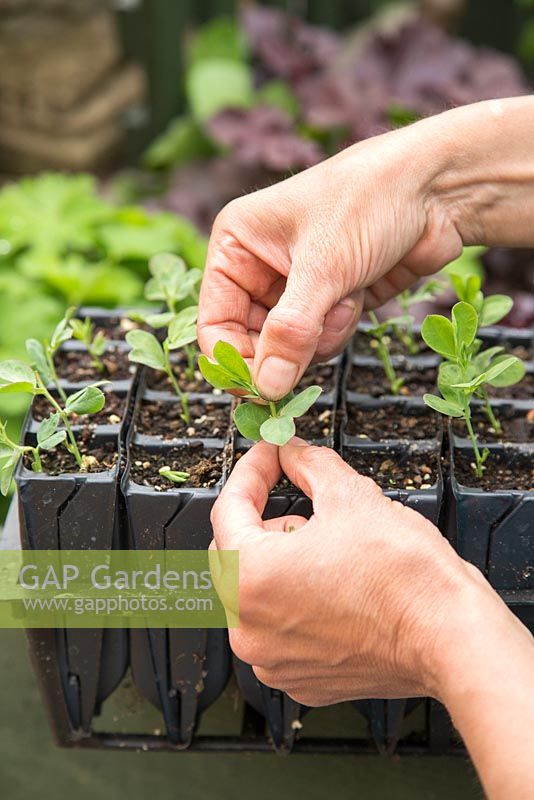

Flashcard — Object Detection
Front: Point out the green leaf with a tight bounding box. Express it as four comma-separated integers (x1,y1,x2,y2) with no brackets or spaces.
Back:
65,386,106,416
213,341,252,385
234,402,271,441
166,324,197,351
37,412,60,444
259,415,296,446
0,452,20,496
437,362,465,406
50,308,75,351
126,331,166,371
188,16,249,65
452,302,478,350
423,394,464,418
38,430,67,451
421,315,456,359
0,360,37,394
186,59,254,121
485,356,526,388
471,346,504,373
145,312,174,329
479,295,514,327
279,386,322,418
92,332,107,357
197,355,245,391
159,466,190,484
26,338,52,384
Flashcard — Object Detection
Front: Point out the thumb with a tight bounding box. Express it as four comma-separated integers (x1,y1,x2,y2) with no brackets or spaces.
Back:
253,260,348,400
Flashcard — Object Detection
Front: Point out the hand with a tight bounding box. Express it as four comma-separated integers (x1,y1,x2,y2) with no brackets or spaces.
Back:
210,438,483,705
198,96,534,400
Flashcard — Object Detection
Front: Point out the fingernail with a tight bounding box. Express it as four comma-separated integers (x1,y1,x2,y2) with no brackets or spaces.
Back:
256,356,300,400
324,300,357,333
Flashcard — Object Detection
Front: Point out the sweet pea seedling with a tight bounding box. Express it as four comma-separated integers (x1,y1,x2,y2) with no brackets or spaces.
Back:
69,317,107,373
395,279,446,354
26,306,76,403
421,301,525,477
198,341,322,446
365,312,406,394
158,466,190,484
0,359,106,494
126,306,198,423
447,273,525,434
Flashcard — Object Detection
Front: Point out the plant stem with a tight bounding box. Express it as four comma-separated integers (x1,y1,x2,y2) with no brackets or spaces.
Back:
269,401,278,417
164,347,189,423
368,312,400,394
30,447,42,472
464,408,484,478
481,389,502,435
37,381,82,468
184,345,196,381
45,350,67,403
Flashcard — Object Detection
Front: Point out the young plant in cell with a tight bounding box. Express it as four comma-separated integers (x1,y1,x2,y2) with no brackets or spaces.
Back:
25,307,76,403
395,278,446,354
126,306,198,423
365,312,405,395
421,302,524,477
198,341,322,446
447,273,525,433
69,317,107,373
0,360,106,494
130,252,203,381
158,465,190,485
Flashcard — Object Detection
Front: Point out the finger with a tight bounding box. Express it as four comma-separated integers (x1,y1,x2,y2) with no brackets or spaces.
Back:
211,442,282,549
263,515,308,533
278,438,377,508
253,250,345,400
198,229,282,360
313,289,364,361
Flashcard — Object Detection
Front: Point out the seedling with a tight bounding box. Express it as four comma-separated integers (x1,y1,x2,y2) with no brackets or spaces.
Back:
421,301,525,477
130,253,203,381
158,466,190,484
0,359,106,494
448,273,522,434
198,341,322,446
395,279,446,354
365,312,405,395
69,317,107,373
26,307,76,403
126,306,198,423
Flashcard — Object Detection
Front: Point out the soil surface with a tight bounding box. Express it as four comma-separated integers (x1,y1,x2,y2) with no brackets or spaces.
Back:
136,400,231,440
23,431,117,476
347,364,436,397
92,316,144,341
345,404,438,441
296,363,336,393
453,408,534,444
145,351,212,394
32,391,126,427
343,449,438,490
55,348,134,383
295,407,333,439
506,343,533,361
454,449,534,491
352,332,429,357
487,372,534,400
130,443,225,490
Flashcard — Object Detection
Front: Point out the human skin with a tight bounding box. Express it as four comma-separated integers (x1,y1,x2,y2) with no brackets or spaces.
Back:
210,441,534,800
200,96,534,798
198,96,534,400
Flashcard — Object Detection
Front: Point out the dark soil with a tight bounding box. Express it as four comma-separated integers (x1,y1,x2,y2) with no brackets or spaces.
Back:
32,391,126,427
145,351,212,394
92,317,144,341
487,372,534,400
343,449,438,490
295,407,333,440
454,449,534,491
296,363,336,393
130,443,225,490
136,400,231,440
352,332,429,357
55,348,134,383
347,364,436,397
453,408,534,444
345,404,438,441
23,432,117,476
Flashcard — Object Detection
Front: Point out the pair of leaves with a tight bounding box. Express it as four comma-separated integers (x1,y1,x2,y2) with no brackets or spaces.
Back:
70,318,106,358
146,253,202,310
234,385,322,445
198,340,255,393
65,385,106,416
159,466,190,484
398,279,446,309
36,413,66,451
421,301,477,361
449,272,513,326
126,307,198,371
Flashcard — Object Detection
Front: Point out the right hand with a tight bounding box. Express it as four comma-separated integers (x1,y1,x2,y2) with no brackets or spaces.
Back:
198,112,465,400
